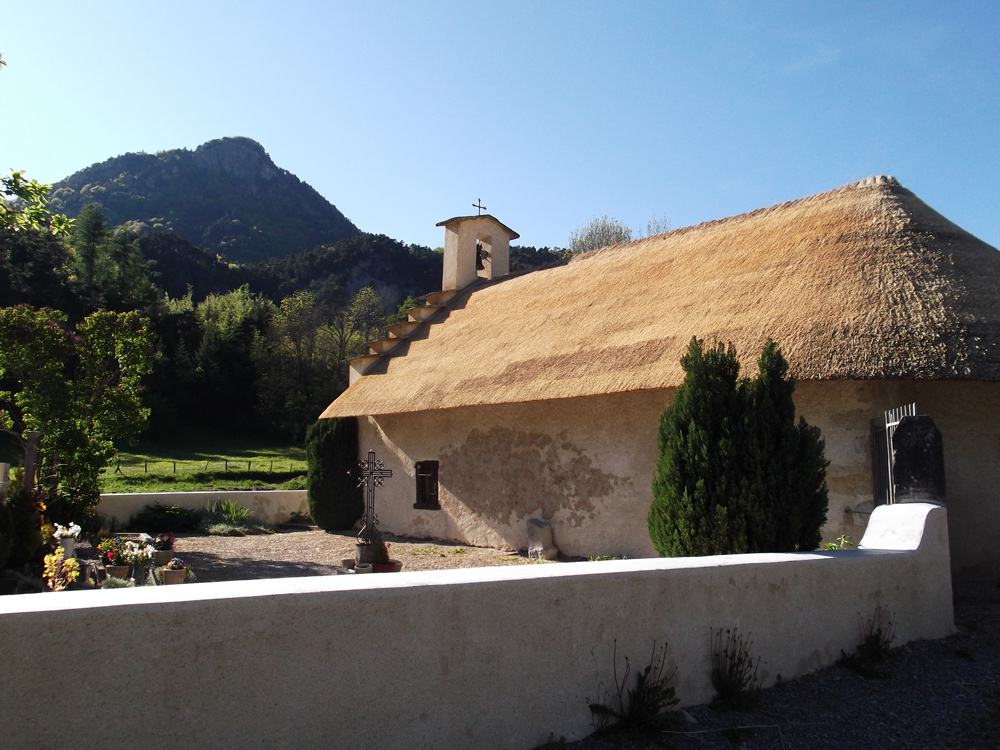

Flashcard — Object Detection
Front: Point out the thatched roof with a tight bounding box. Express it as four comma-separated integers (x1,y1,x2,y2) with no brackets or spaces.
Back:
323,176,1000,418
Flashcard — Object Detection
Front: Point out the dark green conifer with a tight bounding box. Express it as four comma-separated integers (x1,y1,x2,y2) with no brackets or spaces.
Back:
305,417,364,531
647,337,828,557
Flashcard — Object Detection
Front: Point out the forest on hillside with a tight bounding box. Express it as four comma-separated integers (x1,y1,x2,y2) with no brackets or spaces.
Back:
0,202,565,450
46,137,363,263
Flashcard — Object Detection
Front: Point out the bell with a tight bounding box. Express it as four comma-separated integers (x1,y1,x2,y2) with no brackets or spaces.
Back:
476,241,486,270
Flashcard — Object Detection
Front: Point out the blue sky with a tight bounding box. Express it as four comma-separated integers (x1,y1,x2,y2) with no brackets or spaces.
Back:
2,1,997,250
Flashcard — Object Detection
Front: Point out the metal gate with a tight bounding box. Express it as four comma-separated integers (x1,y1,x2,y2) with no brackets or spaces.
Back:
871,402,917,504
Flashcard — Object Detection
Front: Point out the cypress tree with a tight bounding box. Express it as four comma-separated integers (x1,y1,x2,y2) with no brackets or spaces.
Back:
647,337,828,557
648,338,745,557
305,417,364,531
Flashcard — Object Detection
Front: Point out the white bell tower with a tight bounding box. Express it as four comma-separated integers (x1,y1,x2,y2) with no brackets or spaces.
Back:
436,212,519,291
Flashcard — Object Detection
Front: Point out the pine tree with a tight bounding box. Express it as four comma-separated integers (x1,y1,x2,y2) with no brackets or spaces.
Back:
647,337,828,557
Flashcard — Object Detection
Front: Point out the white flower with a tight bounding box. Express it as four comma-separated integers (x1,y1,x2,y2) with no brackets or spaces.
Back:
52,522,81,540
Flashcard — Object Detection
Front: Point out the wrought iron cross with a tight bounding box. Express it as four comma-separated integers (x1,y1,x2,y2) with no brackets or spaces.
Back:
472,198,487,215
357,449,392,544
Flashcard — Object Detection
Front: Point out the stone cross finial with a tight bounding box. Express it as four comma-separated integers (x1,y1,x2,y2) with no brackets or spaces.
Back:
472,199,487,216
357,449,392,544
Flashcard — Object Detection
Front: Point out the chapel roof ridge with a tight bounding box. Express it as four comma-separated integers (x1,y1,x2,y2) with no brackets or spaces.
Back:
569,175,905,264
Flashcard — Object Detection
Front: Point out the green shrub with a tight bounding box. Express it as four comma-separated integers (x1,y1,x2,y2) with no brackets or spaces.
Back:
127,503,201,533
648,338,828,557
277,474,307,490
200,500,272,535
305,418,363,531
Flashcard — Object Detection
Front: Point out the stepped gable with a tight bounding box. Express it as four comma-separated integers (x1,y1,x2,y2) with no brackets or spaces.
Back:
323,177,1000,418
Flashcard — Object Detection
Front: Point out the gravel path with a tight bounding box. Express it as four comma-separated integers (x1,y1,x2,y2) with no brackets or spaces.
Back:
167,531,999,749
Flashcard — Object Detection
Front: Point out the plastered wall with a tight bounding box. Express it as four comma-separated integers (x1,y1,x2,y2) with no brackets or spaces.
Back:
361,381,1000,575
0,504,953,750
360,390,669,559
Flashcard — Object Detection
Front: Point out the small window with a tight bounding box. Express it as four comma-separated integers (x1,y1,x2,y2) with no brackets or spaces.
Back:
413,461,440,510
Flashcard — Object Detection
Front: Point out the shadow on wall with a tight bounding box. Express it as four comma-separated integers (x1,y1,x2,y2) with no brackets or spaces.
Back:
440,426,630,528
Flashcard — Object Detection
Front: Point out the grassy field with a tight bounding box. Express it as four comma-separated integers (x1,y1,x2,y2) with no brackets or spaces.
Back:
102,433,307,494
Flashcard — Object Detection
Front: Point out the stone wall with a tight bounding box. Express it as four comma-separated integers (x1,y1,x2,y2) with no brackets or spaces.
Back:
0,504,953,750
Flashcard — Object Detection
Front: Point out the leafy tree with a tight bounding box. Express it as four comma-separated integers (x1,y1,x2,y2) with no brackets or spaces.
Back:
254,291,349,440
639,213,671,238
0,306,154,522
1,170,74,235
348,285,386,343
567,215,633,254
647,337,828,557
386,295,419,325
509,245,567,273
305,417,363,531
191,286,274,431
0,227,90,319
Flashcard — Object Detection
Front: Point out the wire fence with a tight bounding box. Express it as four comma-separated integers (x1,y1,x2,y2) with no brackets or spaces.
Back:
102,458,308,477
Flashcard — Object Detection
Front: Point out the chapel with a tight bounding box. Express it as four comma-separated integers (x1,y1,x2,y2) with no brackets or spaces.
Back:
322,177,1000,576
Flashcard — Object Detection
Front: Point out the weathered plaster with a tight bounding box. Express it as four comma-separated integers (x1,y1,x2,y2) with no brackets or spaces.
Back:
796,380,1000,576
361,380,1000,575
361,390,667,558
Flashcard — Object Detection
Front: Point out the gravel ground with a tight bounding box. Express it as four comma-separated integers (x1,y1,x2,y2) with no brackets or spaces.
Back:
170,526,532,580
160,531,1000,749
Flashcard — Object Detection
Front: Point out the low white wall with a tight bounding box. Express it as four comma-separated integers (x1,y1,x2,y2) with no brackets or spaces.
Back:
97,490,309,527
0,503,953,750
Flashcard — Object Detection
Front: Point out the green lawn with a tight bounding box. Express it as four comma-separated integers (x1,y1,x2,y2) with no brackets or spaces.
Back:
103,434,307,494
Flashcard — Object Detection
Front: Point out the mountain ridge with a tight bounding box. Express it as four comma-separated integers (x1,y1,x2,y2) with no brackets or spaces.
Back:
48,136,361,263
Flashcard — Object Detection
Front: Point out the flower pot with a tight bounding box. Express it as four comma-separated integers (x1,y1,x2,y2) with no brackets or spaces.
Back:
354,563,372,574
162,568,187,585
340,558,356,570
372,560,403,573
105,564,130,580
153,550,174,566
59,537,76,559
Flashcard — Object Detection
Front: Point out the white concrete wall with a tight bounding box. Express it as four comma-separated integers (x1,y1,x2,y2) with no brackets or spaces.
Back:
0,503,953,750
97,490,308,527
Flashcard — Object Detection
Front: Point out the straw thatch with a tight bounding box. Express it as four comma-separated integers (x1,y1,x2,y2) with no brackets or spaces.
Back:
323,176,1000,418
